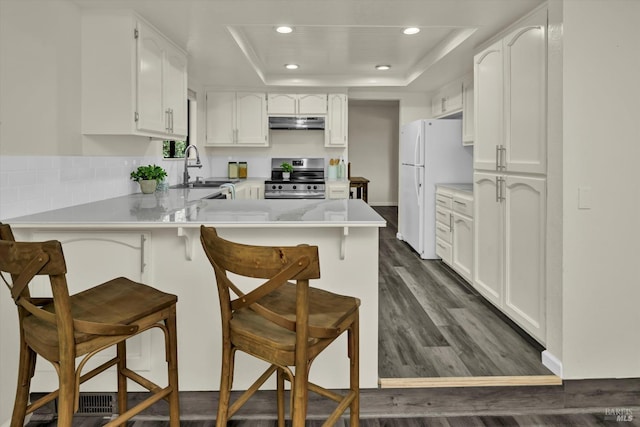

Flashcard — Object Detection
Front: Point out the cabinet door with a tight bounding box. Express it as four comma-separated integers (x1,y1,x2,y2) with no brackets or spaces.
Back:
298,94,327,115
431,93,443,117
326,94,348,147
136,21,166,134
474,40,503,171
503,175,546,342
267,94,297,115
236,92,268,146
164,45,188,138
504,10,547,174
453,213,473,282
205,92,235,146
443,81,463,114
473,172,502,305
462,74,474,145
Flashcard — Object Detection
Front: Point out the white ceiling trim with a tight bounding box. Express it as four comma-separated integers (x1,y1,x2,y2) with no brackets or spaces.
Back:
227,25,478,87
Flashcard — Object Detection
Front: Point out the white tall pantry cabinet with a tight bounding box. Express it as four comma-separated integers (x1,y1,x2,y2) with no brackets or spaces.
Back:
473,6,547,343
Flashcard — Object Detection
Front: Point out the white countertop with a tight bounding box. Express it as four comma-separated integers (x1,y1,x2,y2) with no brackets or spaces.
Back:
4,189,386,229
436,183,473,194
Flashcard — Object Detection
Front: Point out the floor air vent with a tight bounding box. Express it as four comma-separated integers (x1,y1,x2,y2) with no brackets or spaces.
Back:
76,393,114,415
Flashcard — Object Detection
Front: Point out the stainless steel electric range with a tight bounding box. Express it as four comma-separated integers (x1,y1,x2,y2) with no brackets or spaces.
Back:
264,158,325,199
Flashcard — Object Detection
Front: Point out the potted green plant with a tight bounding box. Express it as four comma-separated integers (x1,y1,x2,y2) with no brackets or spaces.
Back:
130,164,167,194
280,161,293,180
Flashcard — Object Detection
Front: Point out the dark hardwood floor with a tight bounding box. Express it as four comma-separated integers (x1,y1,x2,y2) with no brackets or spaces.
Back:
25,206,640,425
375,206,553,380
26,380,640,426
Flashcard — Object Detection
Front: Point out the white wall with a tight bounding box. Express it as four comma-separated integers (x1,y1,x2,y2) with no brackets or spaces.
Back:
560,0,640,379
348,100,400,206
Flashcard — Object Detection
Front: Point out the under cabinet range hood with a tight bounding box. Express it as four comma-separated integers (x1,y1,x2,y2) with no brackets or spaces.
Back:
268,116,325,130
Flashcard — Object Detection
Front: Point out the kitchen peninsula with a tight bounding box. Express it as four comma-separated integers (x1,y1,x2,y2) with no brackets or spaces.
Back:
3,190,385,392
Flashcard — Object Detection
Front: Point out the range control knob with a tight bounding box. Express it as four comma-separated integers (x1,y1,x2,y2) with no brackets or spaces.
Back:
313,185,318,190
292,185,297,190
307,185,312,190
271,185,276,190
278,185,283,190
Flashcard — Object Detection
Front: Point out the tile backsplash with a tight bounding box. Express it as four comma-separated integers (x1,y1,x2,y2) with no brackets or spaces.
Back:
0,155,164,220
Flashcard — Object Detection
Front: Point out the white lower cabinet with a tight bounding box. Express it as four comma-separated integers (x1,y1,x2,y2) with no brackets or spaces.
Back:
326,181,350,199
435,187,473,281
233,180,264,199
473,172,546,343
452,193,474,282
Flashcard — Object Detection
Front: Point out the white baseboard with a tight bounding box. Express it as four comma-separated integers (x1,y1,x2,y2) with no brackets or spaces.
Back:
542,350,563,378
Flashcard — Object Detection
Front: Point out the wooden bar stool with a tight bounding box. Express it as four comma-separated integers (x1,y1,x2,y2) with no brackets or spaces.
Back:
0,223,180,427
200,226,360,427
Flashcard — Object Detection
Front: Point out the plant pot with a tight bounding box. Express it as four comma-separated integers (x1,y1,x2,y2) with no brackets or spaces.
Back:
139,179,158,194
282,172,291,180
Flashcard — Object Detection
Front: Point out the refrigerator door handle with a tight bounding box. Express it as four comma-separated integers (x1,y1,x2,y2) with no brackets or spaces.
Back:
414,130,422,167
414,167,422,202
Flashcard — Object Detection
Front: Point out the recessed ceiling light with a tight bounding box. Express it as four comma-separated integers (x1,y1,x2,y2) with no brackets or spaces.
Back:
285,64,299,70
276,26,293,34
403,27,420,35
375,65,391,71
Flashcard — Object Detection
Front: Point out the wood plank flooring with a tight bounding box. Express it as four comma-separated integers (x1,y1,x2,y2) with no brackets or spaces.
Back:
26,379,640,426
26,206,640,426
375,206,555,381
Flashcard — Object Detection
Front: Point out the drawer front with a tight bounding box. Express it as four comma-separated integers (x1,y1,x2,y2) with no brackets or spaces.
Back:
435,205,451,226
435,221,452,244
327,187,349,199
453,194,474,217
436,238,452,265
435,193,453,209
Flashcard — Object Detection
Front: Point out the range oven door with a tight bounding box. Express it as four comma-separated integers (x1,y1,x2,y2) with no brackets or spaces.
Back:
264,192,326,200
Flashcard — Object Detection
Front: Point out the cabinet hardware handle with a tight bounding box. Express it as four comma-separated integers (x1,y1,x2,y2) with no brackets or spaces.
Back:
454,200,467,206
496,176,506,202
140,234,146,274
170,108,174,133
500,146,506,170
449,213,453,230
437,243,446,250
495,145,500,170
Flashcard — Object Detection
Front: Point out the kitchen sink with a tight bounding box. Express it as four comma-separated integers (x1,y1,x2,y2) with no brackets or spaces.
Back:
170,178,240,189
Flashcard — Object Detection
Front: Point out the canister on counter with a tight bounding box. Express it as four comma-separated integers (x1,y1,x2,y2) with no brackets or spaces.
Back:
238,162,247,178
228,162,238,179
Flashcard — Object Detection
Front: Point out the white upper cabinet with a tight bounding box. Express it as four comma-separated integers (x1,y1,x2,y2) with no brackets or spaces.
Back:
431,80,463,118
163,45,189,137
205,91,268,147
326,94,348,147
474,7,547,174
267,94,328,115
462,73,474,145
474,40,504,171
503,13,547,174
81,11,188,140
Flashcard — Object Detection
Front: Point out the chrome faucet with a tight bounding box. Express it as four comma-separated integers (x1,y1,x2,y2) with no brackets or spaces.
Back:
183,144,202,185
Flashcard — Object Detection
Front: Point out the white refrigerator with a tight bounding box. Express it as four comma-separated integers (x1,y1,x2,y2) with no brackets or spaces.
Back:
397,119,473,259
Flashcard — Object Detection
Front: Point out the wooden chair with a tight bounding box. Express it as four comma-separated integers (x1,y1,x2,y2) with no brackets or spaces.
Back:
199,226,360,427
0,223,180,427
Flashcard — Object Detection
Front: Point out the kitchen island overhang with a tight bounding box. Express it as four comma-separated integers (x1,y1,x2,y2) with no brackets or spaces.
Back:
1,195,385,393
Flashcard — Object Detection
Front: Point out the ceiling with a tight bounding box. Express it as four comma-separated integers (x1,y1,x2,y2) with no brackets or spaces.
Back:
74,0,545,93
